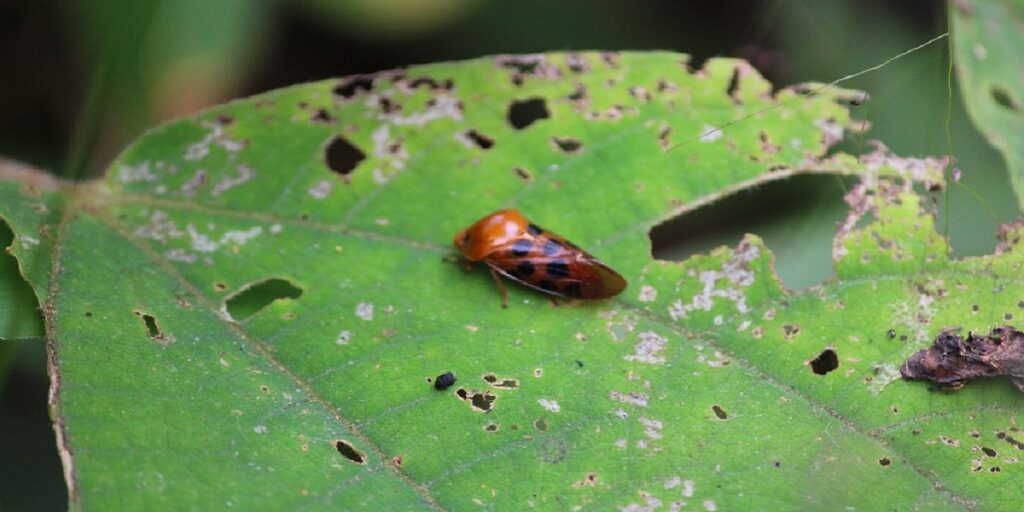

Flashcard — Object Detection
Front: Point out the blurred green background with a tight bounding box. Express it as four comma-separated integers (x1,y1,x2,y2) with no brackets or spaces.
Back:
0,0,1015,509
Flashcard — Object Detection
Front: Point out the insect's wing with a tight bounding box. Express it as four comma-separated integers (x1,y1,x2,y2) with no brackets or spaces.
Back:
485,232,626,299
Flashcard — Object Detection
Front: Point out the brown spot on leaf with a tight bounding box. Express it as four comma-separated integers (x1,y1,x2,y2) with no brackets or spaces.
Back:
513,166,533,182
711,405,728,420
311,109,335,124
571,472,598,488
782,324,801,340
551,137,583,153
991,86,1021,112
464,129,494,149
901,327,1024,392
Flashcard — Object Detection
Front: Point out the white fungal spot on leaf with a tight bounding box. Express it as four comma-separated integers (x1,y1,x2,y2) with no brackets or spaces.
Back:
355,302,374,321
335,330,353,346
620,491,662,512
638,285,658,302
381,94,463,126
163,249,197,264
186,224,263,253
117,162,157,183
624,331,668,365
814,118,844,147
664,476,681,489
253,425,268,434
308,180,334,199
538,399,561,412
17,235,40,249
135,211,184,242
185,121,245,162
699,124,722,142
211,165,255,196
610,390,649,408
973,43,987,60
682,480,695,497
180,169,207,197
639,417,663,440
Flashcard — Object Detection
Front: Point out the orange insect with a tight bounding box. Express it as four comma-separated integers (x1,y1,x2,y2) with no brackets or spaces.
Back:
453,209,627,306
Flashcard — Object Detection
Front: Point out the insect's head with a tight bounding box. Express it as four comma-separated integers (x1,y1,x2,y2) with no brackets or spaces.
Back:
453,209,527,261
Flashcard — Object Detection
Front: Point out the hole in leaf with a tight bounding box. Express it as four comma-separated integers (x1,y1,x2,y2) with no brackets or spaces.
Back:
484,423,499,432
333,76,374,99
711,405,728,420
133,311,167,344
991,86,1021,112
464,129,494,149
324,135,366,180
651,174,852,290
534,418,548,432
878,457,892,467
810,349,839,375
508,98,550,130
225,278,303,321
333,440,366,464
551,137,583,153
982,446,997,457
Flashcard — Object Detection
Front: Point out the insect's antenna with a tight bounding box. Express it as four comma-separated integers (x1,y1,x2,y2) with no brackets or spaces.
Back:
666,32,950,152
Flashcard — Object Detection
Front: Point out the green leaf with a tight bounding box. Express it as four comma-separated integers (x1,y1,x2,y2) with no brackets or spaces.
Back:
1,52,1021,510
0,160,55,342
952,0,1024,208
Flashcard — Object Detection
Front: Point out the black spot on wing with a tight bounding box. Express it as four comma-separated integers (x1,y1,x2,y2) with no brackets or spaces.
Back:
546,261,570,278
512,239,533,257
517,260,535,276
538,280,558,292
527,223,544,236
542,239,563,257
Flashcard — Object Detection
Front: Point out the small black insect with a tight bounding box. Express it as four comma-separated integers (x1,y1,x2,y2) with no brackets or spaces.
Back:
434,371,457,390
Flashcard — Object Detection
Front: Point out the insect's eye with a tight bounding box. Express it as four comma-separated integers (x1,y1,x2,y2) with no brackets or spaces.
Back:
463,232,471,244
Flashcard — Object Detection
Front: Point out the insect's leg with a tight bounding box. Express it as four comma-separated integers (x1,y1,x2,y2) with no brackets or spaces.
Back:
443,254,475,271
549,296,560,307
489,268,509,308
